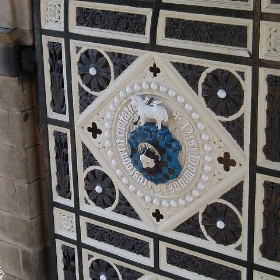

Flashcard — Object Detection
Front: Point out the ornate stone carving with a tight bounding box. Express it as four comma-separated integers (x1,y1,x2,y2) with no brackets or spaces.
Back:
61,245,76,280
89,259,118,280
82,143,100,171
46,2,62,24
54,131,71,199
78,49,111,92
116,265,144,279
202,202,242,245
76,8,147,35
84,169,116,209
167,248,241,279
79,85,97,113
87,223,150,257
260,180,280,262
263,75,280,162
202,69,244,118
48,42,66,115
268,28,280,54
60,213,75,233
165,18,247,48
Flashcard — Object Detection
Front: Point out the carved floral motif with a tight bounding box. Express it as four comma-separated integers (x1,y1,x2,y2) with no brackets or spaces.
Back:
167,248,241,279
60,214,74,232
84,169,116,208
202,69,244,118
54,131,71,199
260,180,280,262
82,143,100,171
48,42,66,114
89,259,118,280
46,2,61,24
79,85,97,113
116,265,144,279
165,18,247,48
62,245,76,280
268,28,280,54
78,49,111,92
263,75,280,162
76,8,147,35
87,223,150,257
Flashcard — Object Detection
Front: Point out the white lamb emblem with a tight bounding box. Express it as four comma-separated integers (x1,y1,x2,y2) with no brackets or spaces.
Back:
131,95,168,130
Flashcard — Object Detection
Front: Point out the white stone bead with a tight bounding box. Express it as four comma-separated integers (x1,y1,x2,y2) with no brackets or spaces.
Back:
105,131,111,138
153,198,160,206
160,84,167,92
203,143,212,152
105,140,112,147
95,185,102,193
89,66,97,76
126,86,133,94
151,82,158,90
129,185,136,192
217,89,227,99
170,200,178,207
201,174,209,181
203,164,212,172
111,159,118,166
204,154,212,162
178,198,186,205
216,220,226,229
108,150,114,157
197,182,205,190
168,89,176,97
105,122,112,129
116,169,123,176
122,177,129,184
119,90,126,98
100,275,107,280
197,122,205,130
106,112,114,119
134,83,141,91
177,95,185,103
186,195,193,202
192,189,200,197
162,200,169,207
185,103,193,111
142,81,149,90
201,133,209,141
145,195,152,203
137,190,144,197
114,96,121,104
109,104,117,111
191,112,200,120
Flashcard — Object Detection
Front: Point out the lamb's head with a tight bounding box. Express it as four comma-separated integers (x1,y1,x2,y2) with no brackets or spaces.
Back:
131,95,144,107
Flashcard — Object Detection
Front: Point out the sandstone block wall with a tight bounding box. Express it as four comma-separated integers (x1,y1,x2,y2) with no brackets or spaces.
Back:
0,1,48,279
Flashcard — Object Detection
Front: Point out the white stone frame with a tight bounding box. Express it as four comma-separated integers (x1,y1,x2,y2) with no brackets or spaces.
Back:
53,208,76,240
48,125,74,207
56,240,79,280
254,271,280,280
159,242,246,280
157,11,253,57
80,216,154,268
260,21,280,62
41,0,64,31
254,174,280,272
42,36,69,122
262,0,280,14
257,68,280,171
69,1,153,44
163,0,253,11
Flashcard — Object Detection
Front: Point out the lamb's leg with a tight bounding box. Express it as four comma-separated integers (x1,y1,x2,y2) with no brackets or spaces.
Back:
157,121,162,130
140,116,145,126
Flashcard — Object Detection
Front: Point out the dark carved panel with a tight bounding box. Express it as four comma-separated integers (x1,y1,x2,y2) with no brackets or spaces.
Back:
174,213,206,240
165,18,247,48
107,52,137,79
76,8,147,35
202,202,242,245
172,62,207,94
271,0,280,4
260,180,280,262
54,131,71,199
62,245,76,280
79,85,97,113
263,75,280,162
167,248,241,280
222,115,244,149
84,169,116,208
202,69,244,118
87,223,150,257
48,42,66,114
113,191,141,220
82,143,100,170
116,265,144,279
78,49,111,92
220,181,243,214
89,259,118,280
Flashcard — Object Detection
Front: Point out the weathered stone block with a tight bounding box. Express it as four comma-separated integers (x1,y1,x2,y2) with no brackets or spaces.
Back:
0,0,15,29
0,273,21,280
25,145,40,183
15,180,42,219
0,176,17,214
0,240,23,279
0,42,18,76
14,0,32,31
0,109,10,146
